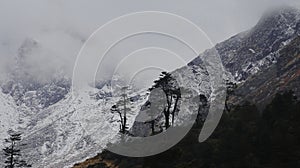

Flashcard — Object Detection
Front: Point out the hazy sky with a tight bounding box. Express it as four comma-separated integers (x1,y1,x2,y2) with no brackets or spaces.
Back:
0,0,299,87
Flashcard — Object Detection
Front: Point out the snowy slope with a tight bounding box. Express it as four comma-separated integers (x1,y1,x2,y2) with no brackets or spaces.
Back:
0,36,148,168
0,90,21,167
0,90,19,142
15,85,148,168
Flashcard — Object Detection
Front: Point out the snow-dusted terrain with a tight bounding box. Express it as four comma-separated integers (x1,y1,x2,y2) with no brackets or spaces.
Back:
0,39,150,167
1,6,300,168
0,82,149,167
0,91,19,146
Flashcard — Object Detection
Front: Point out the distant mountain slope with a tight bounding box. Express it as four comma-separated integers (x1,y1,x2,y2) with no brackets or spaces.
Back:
1,38,70,110
74,7,300,168
130,7,300,136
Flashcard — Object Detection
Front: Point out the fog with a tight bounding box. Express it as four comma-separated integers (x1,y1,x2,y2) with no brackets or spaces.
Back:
0,0,299,87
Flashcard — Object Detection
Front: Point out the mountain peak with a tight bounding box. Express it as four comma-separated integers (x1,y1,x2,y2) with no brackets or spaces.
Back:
257,6,300,28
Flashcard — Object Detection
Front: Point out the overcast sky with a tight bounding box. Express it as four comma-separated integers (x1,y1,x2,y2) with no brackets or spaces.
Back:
0,0,299,87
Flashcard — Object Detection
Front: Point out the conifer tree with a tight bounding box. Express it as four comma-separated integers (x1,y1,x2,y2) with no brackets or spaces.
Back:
150,71,180,129
3,131,31,168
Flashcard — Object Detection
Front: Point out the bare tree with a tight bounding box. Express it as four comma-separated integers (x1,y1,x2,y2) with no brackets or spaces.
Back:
111,87,131,134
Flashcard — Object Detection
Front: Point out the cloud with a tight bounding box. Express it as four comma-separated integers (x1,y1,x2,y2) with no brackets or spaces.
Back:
0,0,299,85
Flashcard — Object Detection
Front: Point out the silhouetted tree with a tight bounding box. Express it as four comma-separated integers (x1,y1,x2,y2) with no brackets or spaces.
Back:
150,71,180,129
3,131,31,168
111,87,131,134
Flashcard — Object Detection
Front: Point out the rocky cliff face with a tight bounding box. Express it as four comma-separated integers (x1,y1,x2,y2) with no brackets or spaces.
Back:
193,7,300,82
232,35,300,109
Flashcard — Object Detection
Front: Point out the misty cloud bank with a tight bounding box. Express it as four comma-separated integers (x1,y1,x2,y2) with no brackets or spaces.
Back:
0,0,299,87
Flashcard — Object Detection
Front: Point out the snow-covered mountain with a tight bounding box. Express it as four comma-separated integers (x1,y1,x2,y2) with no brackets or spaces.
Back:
1,38,70,110
18,87,144,167
130,7,300,136
192,7,300,82
1,82,149,167
1,6,300,168
0,38,149,167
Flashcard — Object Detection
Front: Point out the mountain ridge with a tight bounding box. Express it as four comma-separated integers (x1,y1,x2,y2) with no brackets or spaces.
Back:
73,6,300,167
0,6,300,168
